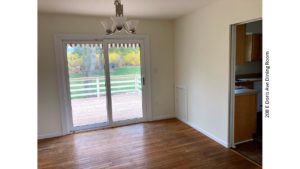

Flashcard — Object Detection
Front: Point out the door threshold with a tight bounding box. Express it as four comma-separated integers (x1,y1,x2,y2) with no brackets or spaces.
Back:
72,118,147,134
72,122,109,133
231,148,262,167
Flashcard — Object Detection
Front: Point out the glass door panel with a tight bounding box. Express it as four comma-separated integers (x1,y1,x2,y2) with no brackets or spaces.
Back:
108,43,143,122
66,43,108,128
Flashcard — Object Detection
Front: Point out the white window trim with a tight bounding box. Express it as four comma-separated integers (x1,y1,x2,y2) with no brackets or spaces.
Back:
54,34,152,135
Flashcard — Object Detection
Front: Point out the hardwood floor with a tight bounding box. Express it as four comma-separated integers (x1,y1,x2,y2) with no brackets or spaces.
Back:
38,119,261,169
233,141,262,165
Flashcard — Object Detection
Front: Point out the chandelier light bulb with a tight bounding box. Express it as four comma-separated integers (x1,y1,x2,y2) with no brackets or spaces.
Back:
101,0,138,35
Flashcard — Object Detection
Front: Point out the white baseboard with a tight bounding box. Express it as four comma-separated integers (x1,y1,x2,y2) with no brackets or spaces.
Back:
152,113,176,121
38,131,62,140
177,117,229,148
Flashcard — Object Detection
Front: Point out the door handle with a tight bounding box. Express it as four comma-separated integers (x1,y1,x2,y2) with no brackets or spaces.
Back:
142,77,145,86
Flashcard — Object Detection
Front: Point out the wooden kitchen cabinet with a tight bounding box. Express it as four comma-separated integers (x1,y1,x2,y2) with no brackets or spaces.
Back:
236,24,246,65
236,24,262,64
234,93,257,144
245,33,262,62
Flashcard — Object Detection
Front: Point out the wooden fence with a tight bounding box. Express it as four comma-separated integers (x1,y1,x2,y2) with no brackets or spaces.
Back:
70,75,142,99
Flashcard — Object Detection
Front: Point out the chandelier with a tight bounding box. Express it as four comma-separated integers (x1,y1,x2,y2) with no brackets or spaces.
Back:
101,0,139,35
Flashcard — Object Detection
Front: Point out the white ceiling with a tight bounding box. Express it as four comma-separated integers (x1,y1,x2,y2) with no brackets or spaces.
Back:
38,0,214,19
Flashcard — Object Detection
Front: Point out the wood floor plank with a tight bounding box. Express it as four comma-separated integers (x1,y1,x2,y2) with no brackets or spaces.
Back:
38,119,261,169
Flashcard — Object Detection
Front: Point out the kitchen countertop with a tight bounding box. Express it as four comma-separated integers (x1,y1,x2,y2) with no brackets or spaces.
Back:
235,88,257,96
236,78,262,82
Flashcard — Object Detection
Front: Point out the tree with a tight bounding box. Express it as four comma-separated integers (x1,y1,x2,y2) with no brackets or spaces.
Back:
124,50,140,66
67,53,82,73
71,45,102,76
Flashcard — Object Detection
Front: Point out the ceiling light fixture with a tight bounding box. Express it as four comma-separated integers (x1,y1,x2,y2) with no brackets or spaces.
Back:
101,0,139,35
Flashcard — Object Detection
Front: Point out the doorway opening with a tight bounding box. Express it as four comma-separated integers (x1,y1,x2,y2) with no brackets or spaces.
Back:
229,19,263,166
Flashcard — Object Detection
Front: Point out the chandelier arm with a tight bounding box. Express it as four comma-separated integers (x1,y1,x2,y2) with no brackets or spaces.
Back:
123,26,132,34
111,27,117,34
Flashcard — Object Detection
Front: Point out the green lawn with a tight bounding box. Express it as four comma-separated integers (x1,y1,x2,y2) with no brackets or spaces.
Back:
110,67,140,76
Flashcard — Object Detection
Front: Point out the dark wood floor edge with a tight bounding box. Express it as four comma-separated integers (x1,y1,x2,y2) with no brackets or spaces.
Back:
231,148,262,168
146,117,177,123
38,134,65,142
38,118,178,142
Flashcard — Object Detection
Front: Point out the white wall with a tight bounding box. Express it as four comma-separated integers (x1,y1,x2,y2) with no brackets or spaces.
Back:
38,13,174,138
174,0,262,146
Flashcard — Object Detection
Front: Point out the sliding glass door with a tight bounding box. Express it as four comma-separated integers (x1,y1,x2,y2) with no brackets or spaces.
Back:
65,42,108,129
107,42,144,122
64,40,145,130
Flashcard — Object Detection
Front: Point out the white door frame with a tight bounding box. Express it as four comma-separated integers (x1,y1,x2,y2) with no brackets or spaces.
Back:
54,34,152,135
